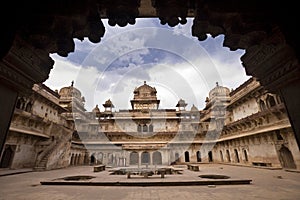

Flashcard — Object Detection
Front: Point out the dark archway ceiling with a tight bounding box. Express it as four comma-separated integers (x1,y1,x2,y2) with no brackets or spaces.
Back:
0,0,299,93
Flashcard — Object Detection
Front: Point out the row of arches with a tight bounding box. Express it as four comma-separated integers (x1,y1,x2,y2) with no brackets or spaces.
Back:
16,97,33,112
219,145,296,169
259,94,282,111
137,124,154,133
70,153,87,165
129,151,162,165
176,151,213,163
219,149,246,163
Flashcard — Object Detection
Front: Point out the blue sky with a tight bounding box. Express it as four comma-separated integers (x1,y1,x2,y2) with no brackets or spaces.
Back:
44,18,250,111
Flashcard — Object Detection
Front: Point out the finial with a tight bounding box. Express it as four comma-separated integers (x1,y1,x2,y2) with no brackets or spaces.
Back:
216,82,219,87
71,80,74,87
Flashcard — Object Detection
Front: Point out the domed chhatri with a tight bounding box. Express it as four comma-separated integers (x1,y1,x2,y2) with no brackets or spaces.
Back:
131,81,160,110
209,82,230,100
133,81,158,100
190,104,199,112
92,104,100,113
59,80,82,99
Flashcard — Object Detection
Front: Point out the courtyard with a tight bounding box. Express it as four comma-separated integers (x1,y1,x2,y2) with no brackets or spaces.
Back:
0,164,299,200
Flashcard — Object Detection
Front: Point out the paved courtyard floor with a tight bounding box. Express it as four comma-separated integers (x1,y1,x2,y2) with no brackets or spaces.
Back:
0,164,299,200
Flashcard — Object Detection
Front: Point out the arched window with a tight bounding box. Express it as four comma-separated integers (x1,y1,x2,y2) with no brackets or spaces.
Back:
267,95,276,107
16,98,22,109
143,124,148,132
141,151,150,164
130,151,139,165
149,124,153,132
25,101,33,112
137,124,142,132
259,100,266,111
152,151,162,165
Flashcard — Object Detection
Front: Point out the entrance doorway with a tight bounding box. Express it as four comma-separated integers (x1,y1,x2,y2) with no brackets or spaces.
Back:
208,151,213,162
279,145,296,169
184,151,190,162
196,151,201,162
0,145,15,168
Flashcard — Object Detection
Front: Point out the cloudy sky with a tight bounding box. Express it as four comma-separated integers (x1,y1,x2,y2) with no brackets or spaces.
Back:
44,18,250,112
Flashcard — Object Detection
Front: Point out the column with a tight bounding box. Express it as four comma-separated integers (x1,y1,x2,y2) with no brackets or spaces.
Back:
0,85,17,154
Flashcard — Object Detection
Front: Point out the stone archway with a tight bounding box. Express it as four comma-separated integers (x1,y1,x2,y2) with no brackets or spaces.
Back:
279,145,296,169
0,145,15,168
208,151,213,162
141,151,150,165
184,151,190,162
90,154,96,165
226,150,231,162
129,151,139,165
234,149,240,163
196,151,201,162
220,150,224,162
152,151,162,165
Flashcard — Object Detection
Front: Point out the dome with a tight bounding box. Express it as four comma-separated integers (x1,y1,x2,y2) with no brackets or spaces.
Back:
103,99,114,108
92,104,100,112
209,82,230,99
190,104,199,111
59,81,82,99
133,81,157,100
176,99,187,107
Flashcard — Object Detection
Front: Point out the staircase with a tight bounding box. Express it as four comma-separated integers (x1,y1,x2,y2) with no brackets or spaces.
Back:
34,151,52,171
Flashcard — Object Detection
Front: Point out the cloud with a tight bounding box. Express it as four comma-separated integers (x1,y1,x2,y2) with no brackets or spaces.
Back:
44,18,250,112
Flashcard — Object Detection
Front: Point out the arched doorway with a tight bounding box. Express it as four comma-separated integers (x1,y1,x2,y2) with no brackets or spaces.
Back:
208,151,213,162
196,151,201,162
234,149,240,163
243,149,248,162
141,151,150,164
0,145,15,168
279,145,296,169
152,151,162,165
184,151,190,162
90,154,96,165
98,152,103,164
220,150,224,162
70,153,75,165
129,151,139,165
226,150,231,162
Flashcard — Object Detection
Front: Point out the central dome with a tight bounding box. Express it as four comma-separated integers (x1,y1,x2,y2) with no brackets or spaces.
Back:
133,81,157,100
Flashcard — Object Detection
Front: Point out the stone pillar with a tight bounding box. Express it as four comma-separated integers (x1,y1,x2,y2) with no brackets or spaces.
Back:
0,85,17,154
149,151,153,166
138,151,141,168
280,81,300,149
0,36,54,154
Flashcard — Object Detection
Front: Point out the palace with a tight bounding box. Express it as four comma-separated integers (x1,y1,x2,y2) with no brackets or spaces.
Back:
0,78,299,170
